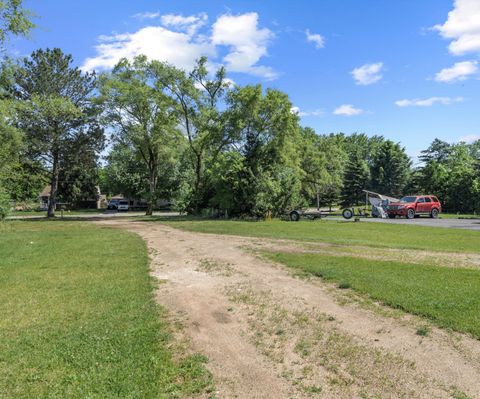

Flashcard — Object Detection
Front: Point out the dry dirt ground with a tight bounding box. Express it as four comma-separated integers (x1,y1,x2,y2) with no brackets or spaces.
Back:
96,220,480,399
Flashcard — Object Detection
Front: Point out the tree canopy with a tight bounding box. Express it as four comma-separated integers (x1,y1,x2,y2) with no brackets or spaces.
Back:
2,50,479,217
13,48,104,216
0,0,34,44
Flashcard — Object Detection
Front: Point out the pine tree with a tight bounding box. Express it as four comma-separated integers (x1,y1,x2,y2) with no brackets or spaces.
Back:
14,48,104,217
341,151,370,206
370,140,411,197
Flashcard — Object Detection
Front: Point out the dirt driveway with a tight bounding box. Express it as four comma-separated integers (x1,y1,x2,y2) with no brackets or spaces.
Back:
97,219,480,399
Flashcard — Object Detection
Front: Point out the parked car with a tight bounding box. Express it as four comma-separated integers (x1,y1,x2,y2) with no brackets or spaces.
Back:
117,200,129,212
386,195,441,219
107,199,120,210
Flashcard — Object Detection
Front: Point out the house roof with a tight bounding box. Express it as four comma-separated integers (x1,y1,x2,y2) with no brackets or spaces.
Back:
40,185,51,197
40,185,103,198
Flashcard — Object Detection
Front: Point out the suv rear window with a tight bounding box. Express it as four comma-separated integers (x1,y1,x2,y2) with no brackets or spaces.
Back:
432,196,439,202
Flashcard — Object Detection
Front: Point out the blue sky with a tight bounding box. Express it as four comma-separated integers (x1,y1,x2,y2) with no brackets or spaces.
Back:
12,0,480,160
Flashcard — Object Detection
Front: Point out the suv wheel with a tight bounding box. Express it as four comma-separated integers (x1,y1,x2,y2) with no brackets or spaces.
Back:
430,208,439,219
406,208,415,219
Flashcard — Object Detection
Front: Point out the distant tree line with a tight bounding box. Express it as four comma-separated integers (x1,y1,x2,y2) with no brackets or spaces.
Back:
2,49,480,217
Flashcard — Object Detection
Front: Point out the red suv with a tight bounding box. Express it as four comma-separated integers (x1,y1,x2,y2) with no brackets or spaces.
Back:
386,195,441,219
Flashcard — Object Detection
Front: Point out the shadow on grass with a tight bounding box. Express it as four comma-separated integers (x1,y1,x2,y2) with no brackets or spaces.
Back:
7,213,340,225
5,213,210,224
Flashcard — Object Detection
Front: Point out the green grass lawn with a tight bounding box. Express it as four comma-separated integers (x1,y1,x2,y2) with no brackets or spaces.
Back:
0,221,212,398
441,213,480,219
264,252,480,339
154,218,480,253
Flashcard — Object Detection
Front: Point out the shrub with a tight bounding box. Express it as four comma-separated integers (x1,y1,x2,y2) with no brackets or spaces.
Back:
0,187,11,220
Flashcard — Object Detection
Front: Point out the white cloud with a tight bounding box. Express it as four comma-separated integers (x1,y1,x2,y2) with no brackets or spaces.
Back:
83,12,276,80
333,104,363,116
133,11,160,20
307,109,324,117
160,13,208,35
291,106,324,117
305,29,325,49
82,26,215,72
351,62,383,85
459,134,480,143
433,0,480,56
291,106,301,114
211,12,276,79
395,96,464,107
434,60,478,82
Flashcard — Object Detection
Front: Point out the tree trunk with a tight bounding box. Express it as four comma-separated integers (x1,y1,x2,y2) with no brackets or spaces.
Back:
145,168,157,216
192,154,203,214
47,153,60,218
146,201,154,216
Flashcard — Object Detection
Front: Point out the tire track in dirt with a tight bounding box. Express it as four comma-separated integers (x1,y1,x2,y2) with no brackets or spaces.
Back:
96,220,480,399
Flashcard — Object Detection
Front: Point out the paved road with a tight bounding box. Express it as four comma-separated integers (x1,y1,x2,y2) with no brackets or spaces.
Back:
331,216,480,231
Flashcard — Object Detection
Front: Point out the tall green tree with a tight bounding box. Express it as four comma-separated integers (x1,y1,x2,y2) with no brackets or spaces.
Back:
340,133,384,162
0,98,21,218
0,6,41,212
150,57,233,213
300,129,346,208
370,140,411,197
419,138,452,163
101,143,148,199
341,150,371,206
14,48,104,217
217,85,303,216
418,141,479,213
57,136,102,206
99,56,182,215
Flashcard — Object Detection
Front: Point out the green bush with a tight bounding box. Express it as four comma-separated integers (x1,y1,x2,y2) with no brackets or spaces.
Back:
0,187,11,220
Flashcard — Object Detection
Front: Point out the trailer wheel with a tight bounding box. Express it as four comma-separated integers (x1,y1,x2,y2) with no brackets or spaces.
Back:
342,208,354,220
290,211,300,222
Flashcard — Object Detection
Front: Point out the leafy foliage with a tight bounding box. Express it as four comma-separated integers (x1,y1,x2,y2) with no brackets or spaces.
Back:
4,48,478,216
341,151,370,206
299,129,346,207
208,85,304,216
0,0,34,44
370,140,411,197
417,140,480,212
149,56,234,213
13,48,104,216
0,186,10,219
99,56,183,214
